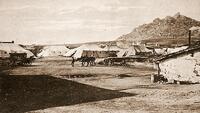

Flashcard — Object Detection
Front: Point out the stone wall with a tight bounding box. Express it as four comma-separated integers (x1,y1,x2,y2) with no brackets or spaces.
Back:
159,52,200,83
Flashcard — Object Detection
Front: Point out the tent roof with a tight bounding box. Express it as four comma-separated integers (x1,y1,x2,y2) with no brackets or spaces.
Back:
0,43,34,58
104,45,123,51
65,44,122,58
65,44,151,58
78,44,106,51
68,44,105,58
38,45,69,57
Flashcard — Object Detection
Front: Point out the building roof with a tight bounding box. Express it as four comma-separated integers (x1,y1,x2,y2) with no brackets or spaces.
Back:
155,45,200,62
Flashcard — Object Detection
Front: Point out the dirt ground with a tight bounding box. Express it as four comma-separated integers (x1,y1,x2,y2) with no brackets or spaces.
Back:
0,56,200,113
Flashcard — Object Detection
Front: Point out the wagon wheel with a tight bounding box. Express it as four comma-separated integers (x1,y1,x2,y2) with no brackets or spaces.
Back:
123,63,129,67
18,60,24,66
120,59,125,66
9,59,15,67
29,60,33,65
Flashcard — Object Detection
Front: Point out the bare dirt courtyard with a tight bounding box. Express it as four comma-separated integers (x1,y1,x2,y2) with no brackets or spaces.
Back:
0,56,200,113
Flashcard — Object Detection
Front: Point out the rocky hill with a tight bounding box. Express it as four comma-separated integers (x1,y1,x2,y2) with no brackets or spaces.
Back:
117,13,200,46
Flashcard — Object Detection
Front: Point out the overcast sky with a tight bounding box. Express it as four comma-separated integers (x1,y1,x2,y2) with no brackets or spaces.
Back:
0,0,200,44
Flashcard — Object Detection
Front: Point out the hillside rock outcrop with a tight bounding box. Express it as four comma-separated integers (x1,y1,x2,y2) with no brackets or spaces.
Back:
117,13,200,42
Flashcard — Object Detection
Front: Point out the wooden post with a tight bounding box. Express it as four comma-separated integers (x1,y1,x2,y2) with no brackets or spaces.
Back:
151,74,155,83
188,30,191,47
157,63,161,76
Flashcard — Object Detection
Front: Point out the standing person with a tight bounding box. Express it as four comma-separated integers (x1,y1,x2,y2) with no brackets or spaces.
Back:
71,57,75,67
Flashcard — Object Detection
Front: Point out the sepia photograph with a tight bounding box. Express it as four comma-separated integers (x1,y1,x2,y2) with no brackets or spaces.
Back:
0,0,200,113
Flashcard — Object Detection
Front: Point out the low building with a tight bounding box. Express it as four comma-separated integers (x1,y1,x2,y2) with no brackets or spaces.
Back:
154,45,200,83
0,42,34,58
0,50,9,58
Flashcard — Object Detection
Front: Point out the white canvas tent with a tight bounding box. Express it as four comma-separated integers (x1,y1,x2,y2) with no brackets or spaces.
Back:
65,44,152,58
64,49,77,57
166,46,188,54
65,44,123,58
190,26,200,31
155,46,188,55
117,46,136,57
0,43,34,58
64,44,106,58
134,45,151,53
117,45,151,57
37,45,69,57
105,45,123,51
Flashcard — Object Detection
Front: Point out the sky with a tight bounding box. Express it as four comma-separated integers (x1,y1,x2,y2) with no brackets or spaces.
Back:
0,0,200,44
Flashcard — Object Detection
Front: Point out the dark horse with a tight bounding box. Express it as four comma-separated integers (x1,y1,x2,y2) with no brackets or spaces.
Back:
76,56,96,67
23,56,35,65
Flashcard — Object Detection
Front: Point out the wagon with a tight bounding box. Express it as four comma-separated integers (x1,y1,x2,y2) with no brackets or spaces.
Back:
104,56,148,66
9,53,35,66
9,53,27,66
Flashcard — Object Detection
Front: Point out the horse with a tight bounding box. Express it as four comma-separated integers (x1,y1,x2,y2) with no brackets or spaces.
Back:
76,56,96,67
23,56,35,65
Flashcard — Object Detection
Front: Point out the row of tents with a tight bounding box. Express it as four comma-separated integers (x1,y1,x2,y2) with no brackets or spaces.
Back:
0,42,189,60
37,44,152,58
37,44,189,58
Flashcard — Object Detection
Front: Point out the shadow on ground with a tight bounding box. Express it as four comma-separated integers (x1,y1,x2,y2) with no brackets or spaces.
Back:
0,74,135,113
